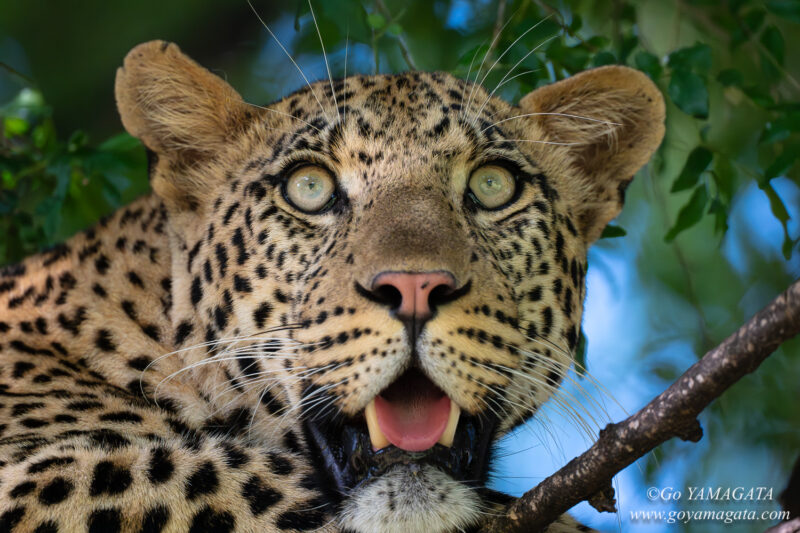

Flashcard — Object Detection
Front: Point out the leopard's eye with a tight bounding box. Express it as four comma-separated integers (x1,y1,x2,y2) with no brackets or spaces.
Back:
468,164,516,210
284,165,336,213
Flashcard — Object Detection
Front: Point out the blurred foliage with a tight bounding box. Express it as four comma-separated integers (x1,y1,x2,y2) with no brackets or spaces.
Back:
0,88,147,262
1,1,799,530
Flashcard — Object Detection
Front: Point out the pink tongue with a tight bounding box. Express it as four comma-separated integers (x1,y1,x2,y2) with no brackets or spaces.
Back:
374,393,451,452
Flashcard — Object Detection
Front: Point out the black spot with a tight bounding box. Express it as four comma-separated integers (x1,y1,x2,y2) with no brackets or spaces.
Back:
175,321,193,344
10,481,36,498
188,506,235,533
268,453,293,476
233,274,252,293
33,520,59,533
129,356,151,371
90,460,133,496
28,456,75,474
215,244,229,277
186,461,219,499
88,429,130,449
140,505,170,533
253,301,272,329
38,477,73,505
276,508,328,530
242,475,282,516
0,506,26,531
88,508,122,533
21,417,48,428
13,361,35,378
191,276,202,306
221,443,249,469
95,329,117,352
95,254,110,274
127,271,144,288
99,411,143,423
148,447,174,484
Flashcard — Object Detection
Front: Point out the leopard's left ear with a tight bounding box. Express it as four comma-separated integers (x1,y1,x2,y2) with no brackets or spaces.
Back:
519,65,665,243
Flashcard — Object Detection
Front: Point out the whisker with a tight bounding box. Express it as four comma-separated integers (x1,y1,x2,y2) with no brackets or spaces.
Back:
481,111,620,133
467,15,553,123
247,0,329,120
242,102,323,132
307,0,339,122
464,7,520,120
487,138,584,146
473,33,559,125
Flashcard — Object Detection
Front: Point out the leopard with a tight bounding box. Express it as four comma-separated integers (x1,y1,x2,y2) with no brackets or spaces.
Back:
0,40,664,533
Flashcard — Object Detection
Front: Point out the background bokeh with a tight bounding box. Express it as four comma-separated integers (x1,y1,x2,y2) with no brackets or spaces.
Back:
1,1,798,531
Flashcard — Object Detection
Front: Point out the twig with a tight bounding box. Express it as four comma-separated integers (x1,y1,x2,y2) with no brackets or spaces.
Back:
481,279,800,532
374,0,417,70
483,0,508,63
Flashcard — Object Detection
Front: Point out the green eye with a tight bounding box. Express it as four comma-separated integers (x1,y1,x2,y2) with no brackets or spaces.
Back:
285,165,336,212
468,165,516,209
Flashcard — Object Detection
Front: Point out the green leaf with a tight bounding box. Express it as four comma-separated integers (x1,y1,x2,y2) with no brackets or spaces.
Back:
67,130,89,153
767,0,800,23
712,155,735,203
761,25,785,65
764,150,798,181
619,34,638,63
672,147,713,192
4,117,29,137
592,51,616,67
586,36,610,49
708,197,729,235
717,68,743,87
574,328,588,375
569,14,583,33
743,85,775,107
387,22,402,36
759,181,794,259
668,43,712,74
601,224,627,238
669,70,709,119
665,185,709,242
367,12,386,29
1,170,16,190
635,51,662,80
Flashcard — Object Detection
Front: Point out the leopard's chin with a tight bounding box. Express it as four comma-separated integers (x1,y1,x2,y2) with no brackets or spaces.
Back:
338,465,483,533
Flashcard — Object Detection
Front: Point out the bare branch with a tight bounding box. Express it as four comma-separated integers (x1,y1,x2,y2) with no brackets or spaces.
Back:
482,279,800,533
374,0,418,71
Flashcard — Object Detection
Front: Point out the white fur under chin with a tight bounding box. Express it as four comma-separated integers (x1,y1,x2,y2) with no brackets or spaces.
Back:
338,464,482,533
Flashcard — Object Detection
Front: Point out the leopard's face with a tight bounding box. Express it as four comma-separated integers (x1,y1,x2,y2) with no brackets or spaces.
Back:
116,41,664,533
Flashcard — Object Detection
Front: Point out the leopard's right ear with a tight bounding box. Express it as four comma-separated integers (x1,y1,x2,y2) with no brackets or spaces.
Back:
115,41,256,208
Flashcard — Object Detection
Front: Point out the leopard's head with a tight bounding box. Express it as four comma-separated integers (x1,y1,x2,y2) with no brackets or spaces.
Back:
116,41,664,533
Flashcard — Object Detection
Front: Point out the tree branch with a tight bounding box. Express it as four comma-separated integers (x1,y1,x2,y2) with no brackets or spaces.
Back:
374,0,417,71
482,279,800,533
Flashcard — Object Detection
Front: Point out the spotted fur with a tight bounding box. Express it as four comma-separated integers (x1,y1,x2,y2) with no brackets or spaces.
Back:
0,41,664,532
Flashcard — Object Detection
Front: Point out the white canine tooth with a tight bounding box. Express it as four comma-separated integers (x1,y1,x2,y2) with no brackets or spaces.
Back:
365,399,390,450
438,401,461,447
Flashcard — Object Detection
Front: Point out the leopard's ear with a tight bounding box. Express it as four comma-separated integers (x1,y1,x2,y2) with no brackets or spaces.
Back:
519,66,665,243
115,41,255,209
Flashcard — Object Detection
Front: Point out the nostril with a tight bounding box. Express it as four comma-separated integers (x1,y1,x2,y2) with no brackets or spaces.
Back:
373,283,403,311
428,283,455,310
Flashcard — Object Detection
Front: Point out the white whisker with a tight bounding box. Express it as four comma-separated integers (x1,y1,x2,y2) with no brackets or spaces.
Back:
247,0,329,120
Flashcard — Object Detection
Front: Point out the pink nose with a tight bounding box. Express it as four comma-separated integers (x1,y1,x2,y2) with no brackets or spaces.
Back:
372,271,457,322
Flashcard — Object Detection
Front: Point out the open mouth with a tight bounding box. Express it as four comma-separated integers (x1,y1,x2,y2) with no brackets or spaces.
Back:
303,367,499,496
